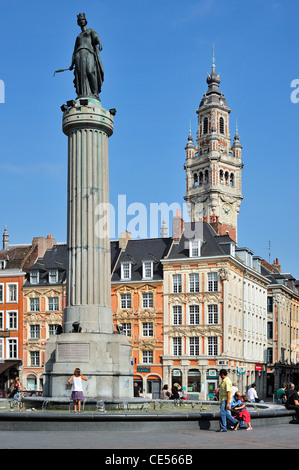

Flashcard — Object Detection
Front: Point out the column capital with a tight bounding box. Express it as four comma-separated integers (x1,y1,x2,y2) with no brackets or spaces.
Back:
62,98,114,137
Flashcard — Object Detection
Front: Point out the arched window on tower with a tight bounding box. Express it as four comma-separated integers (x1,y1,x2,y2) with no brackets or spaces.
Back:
194,173,198,187
219,170,224,184
203,117,208,134
219,117,224,134
199,172,203,185
205,169,209,183
230,173,234,187
225,171,229,184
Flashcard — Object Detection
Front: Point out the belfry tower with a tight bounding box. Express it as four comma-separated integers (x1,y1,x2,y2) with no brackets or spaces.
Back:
184,54,243,242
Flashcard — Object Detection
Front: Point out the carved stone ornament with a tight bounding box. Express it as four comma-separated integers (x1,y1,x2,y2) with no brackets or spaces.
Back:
138,339,156,350
169,296,187,305
203,293,222,303
218,268,229,281
138,310,156,319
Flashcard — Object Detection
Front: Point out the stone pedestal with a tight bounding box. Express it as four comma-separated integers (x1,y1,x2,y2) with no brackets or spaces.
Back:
44,98,133,398
44,333,132,398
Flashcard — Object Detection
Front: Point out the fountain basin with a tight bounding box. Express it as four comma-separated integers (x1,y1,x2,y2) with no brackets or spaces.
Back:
0,397,296,431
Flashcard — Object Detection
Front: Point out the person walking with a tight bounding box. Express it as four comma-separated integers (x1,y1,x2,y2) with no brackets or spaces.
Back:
218,369,239,432
68,368,88,413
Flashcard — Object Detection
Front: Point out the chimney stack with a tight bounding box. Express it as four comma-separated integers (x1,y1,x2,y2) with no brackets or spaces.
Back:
173,209,184,242
32,235,56,258
119,231,131,251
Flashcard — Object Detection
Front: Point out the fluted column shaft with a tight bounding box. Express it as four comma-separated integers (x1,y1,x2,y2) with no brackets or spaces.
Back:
62,98,114,334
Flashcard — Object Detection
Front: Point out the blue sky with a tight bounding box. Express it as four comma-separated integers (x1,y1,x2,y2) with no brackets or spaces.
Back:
0,0,299,278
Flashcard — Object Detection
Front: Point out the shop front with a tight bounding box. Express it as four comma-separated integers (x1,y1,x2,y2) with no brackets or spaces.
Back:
187,369,201,399
135,365,162,398
206,369,218,400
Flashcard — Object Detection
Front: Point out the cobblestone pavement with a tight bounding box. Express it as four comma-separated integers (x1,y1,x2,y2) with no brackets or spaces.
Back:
0,423,298,449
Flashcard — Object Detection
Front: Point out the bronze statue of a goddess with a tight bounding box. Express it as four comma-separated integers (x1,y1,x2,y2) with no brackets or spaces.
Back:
69,13,104,99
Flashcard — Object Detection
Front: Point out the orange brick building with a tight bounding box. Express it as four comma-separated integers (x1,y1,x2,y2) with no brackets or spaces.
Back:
111,232,173,398
0,229,56,395
22,243,66,391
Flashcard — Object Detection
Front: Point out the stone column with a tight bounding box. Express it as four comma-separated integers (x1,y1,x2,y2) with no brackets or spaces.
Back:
44,98,133,398
62,98,113,334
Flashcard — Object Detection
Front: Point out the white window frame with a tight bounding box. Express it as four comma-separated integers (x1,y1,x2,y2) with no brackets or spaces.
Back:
189,305,200,325
30,350,40,367
0,283,4,303
48,297,59,311
120,293,131,309
30,270,39,284
6,283,18,303
142,292,153,309
208,304,218,324
30,297,40,312
6,310,18,330
6,338,18,359
49,268,58,284
172,274,182,293
173,337,182,356
142,322,153,337
189,273,199,293
189,337,199,355
207,272,218,292
30,324,40,340
49,324,60,336
142,261,153,280
120,323,132,337
173,305,182,325
189,239,201,257
121,262,132,280
207,337,218,356
142,350,153,364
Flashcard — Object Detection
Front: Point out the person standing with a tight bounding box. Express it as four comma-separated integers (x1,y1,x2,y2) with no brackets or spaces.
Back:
68,368,88,413
170,382,181,400
218,369,239,432
134,382,141,397
160,384,172,399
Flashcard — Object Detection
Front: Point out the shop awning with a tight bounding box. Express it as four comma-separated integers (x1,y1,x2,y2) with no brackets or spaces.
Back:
0,361,21,375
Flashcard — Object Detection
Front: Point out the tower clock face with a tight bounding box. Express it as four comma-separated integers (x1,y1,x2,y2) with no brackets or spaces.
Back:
194,203,207,221
221,203,233,222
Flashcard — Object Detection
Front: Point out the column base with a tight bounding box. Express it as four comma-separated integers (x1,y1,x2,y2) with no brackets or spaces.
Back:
44,332,134,399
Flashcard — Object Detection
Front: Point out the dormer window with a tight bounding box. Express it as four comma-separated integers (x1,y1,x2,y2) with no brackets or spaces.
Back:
30,270,39,284
121,262,132,280
0,260,6,270
49,268,58,284
189,239,201,257
142,261,153,280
